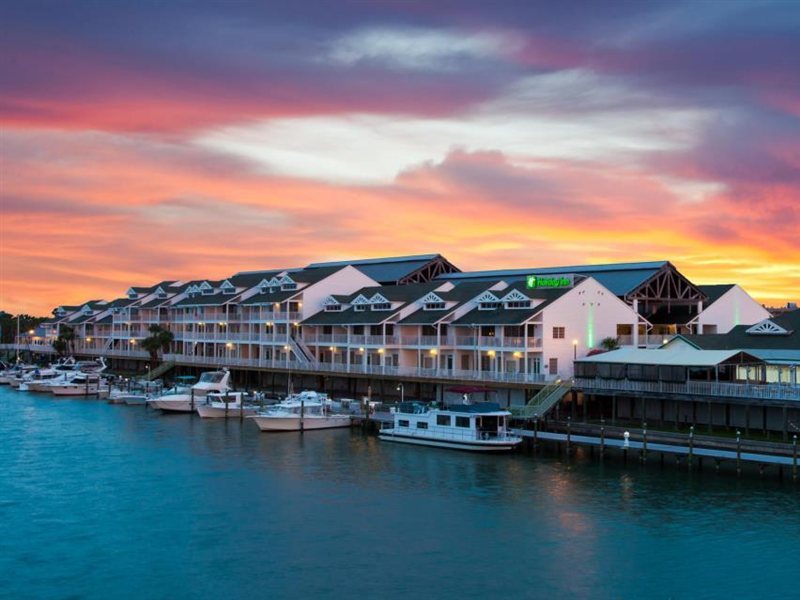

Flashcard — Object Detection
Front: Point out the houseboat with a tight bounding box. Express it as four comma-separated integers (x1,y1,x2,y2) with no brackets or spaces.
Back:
379,402,522,451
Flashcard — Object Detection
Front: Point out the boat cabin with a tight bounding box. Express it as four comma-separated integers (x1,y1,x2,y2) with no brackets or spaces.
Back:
392,402,511,441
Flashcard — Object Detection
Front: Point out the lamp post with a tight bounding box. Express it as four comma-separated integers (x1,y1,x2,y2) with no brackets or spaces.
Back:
572,339,578,360
397,383,404,404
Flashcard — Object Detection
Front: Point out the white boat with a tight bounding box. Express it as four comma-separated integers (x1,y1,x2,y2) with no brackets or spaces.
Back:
196,392,258,418
249,391,351,432
379,402,522,452
147,370,230,413
49,373,109,397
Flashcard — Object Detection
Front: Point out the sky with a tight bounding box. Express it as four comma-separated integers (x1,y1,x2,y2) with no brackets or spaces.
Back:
1,0,799,315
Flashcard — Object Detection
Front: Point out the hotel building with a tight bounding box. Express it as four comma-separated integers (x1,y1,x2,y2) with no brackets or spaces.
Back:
14,254,774,401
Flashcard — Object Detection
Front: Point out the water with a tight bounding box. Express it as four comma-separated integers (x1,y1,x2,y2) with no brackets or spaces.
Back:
1,387,798,600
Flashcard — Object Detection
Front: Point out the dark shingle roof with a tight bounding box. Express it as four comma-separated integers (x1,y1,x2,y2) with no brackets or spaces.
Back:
173,293,241,307
439,261,671,296
228,270,286,288
307,254,453,285
677,310,800,354
397,281,498,325
302,307,399,326
450,288,571,326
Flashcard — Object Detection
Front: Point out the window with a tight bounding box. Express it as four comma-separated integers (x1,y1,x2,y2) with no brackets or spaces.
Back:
424,302,446,310
505,301,530,309
416,422,428,429
455,416,471,428
398,420,409,428
371,302,391,311
436,415,451,426
354,305,366,312
548,358,558,373
370,325,382,336
353,325,364,335
281,283,297,290
325,304,342,312
479,302,501,310
552,326,565,339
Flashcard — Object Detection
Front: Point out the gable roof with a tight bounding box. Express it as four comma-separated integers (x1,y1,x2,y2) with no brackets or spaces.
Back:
450,288,571,326
307,254,459,285
698,284,736,306
439,261,670,296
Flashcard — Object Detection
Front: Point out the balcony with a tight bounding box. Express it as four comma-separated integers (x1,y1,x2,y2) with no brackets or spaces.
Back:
163,353,553,385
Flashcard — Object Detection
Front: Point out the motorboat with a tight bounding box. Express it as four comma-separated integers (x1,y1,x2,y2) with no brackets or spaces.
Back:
196,391,259,418
107,378,162,404
49,372,110,397
379,402,522,452
248,391,351,432
147,370,231,413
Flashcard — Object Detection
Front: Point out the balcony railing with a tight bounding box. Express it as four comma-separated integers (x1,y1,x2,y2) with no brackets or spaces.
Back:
574,377,800,402
161,353,553,385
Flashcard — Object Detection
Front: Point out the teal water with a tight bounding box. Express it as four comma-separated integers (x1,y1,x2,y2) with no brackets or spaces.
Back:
1,386,798,600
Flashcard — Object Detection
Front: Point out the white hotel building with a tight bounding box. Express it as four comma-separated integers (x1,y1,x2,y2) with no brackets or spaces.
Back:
24,254,770,397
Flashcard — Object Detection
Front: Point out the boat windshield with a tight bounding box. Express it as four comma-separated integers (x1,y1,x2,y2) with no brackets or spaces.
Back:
199,372,225,384
397,402,429,415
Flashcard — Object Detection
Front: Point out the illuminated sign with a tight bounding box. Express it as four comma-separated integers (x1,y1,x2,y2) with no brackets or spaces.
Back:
526,275,574,289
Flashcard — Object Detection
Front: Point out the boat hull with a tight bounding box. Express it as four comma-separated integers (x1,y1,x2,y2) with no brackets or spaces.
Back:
250,415,352,432
379,432,522,452
147,398,195,412
50,385,108,397
196,405,256,418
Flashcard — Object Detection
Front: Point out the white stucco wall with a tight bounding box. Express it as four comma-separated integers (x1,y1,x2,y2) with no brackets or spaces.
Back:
540,278,640,379
300,266,378,319
696,285,770,334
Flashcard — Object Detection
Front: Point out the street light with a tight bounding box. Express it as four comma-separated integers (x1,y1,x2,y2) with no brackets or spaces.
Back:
396,382,404,403
572,339,578,359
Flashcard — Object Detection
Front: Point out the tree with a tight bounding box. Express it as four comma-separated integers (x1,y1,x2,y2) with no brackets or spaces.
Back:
52,338,68,357
141,324,174,366
600,336,621,351
59,326,76,355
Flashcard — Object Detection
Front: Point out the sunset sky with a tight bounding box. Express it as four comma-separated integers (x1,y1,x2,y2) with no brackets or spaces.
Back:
1,0,798,315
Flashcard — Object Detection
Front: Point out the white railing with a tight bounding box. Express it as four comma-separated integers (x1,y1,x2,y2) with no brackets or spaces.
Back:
161,353,552,384
574,377,800,402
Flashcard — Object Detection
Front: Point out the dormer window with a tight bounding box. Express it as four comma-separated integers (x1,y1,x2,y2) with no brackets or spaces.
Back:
259,284,268,294
354,305,366,312
156,290,167,299
281,282,297,291
127,291,137,299
201,288,213,296
479,302,501,310
325,304,343,312
505,300,531,309
424,302,446,311
371,302,392,311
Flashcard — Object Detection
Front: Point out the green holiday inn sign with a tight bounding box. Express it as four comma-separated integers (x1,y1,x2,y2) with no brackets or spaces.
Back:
526,275,573,289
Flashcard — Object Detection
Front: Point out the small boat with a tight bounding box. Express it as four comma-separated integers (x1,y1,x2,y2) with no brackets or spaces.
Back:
49,373,109,397
379,402,522,452
196,392,258,418
147,370,230,413
249,391,351,432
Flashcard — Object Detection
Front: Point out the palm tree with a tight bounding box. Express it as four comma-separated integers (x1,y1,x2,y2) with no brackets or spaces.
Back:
56,326,76,355
52,338,68,357
141,324,174,366
599,336,621,351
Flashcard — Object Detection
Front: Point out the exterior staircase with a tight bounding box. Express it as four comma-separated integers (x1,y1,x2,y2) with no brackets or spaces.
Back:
516,380,572,418
288,335,316,365
147,360,176,381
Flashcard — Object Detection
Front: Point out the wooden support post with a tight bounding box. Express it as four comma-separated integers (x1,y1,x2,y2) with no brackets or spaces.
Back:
612,395,617,425
688,425,694,470
736,430,742,477
783,406,788,442
300,399,305,434
793,435,798,482
566,416,571,455
599,418,605,459
533,415,539,450
745,404,750,436
641,422,647,464
707,400,712,433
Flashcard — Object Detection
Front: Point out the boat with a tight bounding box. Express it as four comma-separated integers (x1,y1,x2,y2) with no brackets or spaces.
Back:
147,370,230,413
196,392,258,418
107,378,162,404
49,372,110,397
379,402,522,451
248,391,351,432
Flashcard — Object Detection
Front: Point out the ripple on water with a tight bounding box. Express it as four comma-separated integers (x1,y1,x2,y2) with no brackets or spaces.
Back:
1,388,799,600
